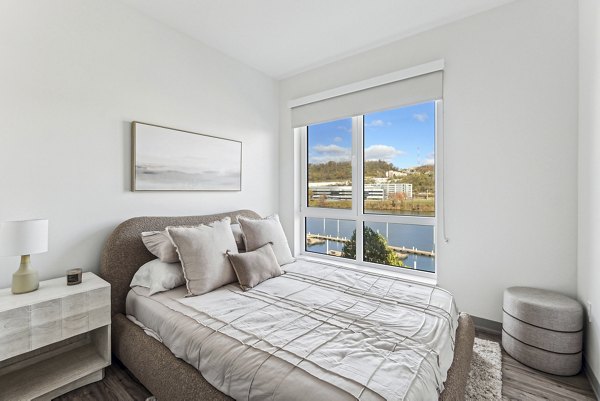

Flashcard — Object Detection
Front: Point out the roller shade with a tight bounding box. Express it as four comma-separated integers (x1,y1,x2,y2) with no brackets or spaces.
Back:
291,70,443,128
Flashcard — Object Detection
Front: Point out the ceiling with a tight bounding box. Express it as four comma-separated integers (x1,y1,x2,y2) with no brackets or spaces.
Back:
119,0,516,79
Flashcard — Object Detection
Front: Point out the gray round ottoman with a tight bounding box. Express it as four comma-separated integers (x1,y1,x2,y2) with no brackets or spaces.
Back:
502,287,583,376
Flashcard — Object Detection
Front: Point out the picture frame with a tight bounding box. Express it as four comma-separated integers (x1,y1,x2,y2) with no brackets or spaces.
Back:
131,122,242,191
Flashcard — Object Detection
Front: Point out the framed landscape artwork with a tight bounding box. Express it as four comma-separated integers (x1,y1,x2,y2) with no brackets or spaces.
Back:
132,122,242,191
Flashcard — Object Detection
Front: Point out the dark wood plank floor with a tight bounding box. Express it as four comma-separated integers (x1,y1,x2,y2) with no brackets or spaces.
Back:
54,331,598,401
53,358,151,401
476,330,597,401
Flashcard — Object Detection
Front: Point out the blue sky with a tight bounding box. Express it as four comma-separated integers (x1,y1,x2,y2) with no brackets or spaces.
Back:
307,101,435,169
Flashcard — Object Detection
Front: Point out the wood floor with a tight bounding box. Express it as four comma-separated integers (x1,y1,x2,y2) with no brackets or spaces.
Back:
53,358,151,401
477,330,597,401
53,331,598,401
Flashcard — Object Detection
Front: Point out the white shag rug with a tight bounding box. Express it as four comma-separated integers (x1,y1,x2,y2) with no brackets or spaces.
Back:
465,337,504,400
148,338,504,401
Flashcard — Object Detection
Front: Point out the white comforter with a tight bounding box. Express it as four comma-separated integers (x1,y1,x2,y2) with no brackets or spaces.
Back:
127,259,459,401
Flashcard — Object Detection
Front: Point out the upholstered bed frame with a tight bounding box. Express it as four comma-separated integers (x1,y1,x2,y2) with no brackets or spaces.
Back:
100,210,474,401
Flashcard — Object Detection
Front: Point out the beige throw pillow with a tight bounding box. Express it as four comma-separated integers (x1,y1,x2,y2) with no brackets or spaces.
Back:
141,230,179,263
230,223,246,251
227,243,283,291
237,214,295,265
167,217,238,296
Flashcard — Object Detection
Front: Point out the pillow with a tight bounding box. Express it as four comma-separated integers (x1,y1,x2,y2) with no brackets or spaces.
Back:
167,217,238,296
141,230,179,263
230,223,246,251
227,243,283,291
237,214,294,265
130,258,185,295
143,223,246,261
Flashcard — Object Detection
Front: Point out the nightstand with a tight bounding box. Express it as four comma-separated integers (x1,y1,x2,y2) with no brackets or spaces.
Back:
0,272,111,400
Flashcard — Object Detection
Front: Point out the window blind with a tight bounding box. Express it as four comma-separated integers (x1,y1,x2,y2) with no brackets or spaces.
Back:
291,70,443,128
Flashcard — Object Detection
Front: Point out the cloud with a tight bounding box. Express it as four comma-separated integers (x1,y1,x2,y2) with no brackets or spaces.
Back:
422,152,434,165
333,136,343,143
413,113,429,122
310,144,351,164
337,125,351,133
364,145,405,162
313,144,348,154
365,119,391,128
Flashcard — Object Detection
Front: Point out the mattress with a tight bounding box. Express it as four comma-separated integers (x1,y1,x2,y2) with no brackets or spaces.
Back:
126,259,459,401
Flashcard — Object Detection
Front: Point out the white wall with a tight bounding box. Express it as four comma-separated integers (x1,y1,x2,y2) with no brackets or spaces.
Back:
0,0,279,287
279,0,579,322
578,0,600,386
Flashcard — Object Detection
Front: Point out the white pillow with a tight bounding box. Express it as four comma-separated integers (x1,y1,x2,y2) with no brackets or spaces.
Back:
237,214,295,265
167,217,238,296
130,258,185,296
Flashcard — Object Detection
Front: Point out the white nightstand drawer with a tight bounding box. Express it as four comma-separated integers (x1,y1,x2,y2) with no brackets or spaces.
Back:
31,299,61,349
0,272,111,400
0,307,30,360
0,272,111,361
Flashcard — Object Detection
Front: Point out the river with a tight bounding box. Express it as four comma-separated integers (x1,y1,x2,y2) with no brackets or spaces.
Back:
305,217,435,273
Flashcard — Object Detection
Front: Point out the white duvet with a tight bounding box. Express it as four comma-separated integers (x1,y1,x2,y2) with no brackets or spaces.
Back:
127,259,459,401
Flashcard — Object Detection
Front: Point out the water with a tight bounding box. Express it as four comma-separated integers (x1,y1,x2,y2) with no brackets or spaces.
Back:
305,217,435,273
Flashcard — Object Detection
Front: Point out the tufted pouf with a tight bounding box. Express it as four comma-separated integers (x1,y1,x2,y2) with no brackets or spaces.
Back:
502,287,583,376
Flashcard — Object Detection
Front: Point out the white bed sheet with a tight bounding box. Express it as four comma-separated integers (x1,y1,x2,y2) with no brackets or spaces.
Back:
126,259,458,401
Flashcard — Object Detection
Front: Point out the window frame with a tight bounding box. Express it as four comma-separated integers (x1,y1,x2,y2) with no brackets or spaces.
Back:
298,100,443,279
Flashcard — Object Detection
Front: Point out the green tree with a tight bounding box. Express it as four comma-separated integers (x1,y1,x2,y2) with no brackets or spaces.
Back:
341,227,403,267
307,160,400,182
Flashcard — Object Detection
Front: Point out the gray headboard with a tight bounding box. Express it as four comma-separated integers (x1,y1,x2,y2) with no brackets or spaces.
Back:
100,209,261,316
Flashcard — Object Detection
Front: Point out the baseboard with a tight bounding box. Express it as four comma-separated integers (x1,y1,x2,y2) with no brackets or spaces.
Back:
472,316,502,336
584,358,600,400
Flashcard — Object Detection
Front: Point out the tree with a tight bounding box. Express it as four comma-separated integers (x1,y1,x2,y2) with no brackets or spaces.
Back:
307,160,400,182
341,227,403,267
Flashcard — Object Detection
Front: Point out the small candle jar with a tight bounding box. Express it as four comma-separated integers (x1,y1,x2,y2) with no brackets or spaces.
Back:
66,268,82,285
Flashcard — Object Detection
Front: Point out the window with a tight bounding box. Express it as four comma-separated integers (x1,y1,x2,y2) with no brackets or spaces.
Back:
300,101,439,275
307,118,352,210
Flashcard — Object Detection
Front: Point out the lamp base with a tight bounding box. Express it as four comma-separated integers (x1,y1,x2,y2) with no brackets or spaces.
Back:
12,255,39,294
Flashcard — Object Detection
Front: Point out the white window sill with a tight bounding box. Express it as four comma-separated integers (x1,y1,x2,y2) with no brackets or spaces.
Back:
296,254,438,286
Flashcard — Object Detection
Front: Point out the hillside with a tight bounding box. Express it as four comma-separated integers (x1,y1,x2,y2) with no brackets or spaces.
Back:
308,160,397,182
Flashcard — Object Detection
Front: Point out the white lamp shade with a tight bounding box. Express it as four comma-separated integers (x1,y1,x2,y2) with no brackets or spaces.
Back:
0,219,48,256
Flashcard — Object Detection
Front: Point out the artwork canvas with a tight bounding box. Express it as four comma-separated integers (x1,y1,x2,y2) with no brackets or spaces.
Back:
132,122,242,191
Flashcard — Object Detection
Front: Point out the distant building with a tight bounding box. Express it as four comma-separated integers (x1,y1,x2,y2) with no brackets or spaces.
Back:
365,183,412,199
364,187,384,200
381,183,413,199
310,186,352,201
308,181,350,187
309,183,412,201
386,170,406,178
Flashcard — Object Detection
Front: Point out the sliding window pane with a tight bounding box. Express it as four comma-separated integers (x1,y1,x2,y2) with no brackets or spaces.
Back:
363,222,435,273
305,217,355,259
307,118,352,209
363,102,435,216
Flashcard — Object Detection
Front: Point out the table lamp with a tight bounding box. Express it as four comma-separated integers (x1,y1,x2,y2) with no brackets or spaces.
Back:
0,219,48,294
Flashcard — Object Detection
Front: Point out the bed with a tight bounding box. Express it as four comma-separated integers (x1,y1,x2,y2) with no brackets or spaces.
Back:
100,210,474,401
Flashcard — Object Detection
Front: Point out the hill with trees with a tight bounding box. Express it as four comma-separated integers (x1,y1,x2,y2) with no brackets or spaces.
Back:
308,160,398,182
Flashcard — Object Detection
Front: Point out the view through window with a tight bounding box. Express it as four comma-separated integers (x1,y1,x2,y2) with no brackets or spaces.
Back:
303,101,437,273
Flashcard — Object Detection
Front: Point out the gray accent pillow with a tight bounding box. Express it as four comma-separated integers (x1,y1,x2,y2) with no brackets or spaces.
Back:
167,217,238,296
237,214,295,265
141,230,179,263
227,243,283,291
230,223,246,251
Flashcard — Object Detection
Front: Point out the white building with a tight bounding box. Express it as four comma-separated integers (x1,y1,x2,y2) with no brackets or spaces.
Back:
365,183,413,199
